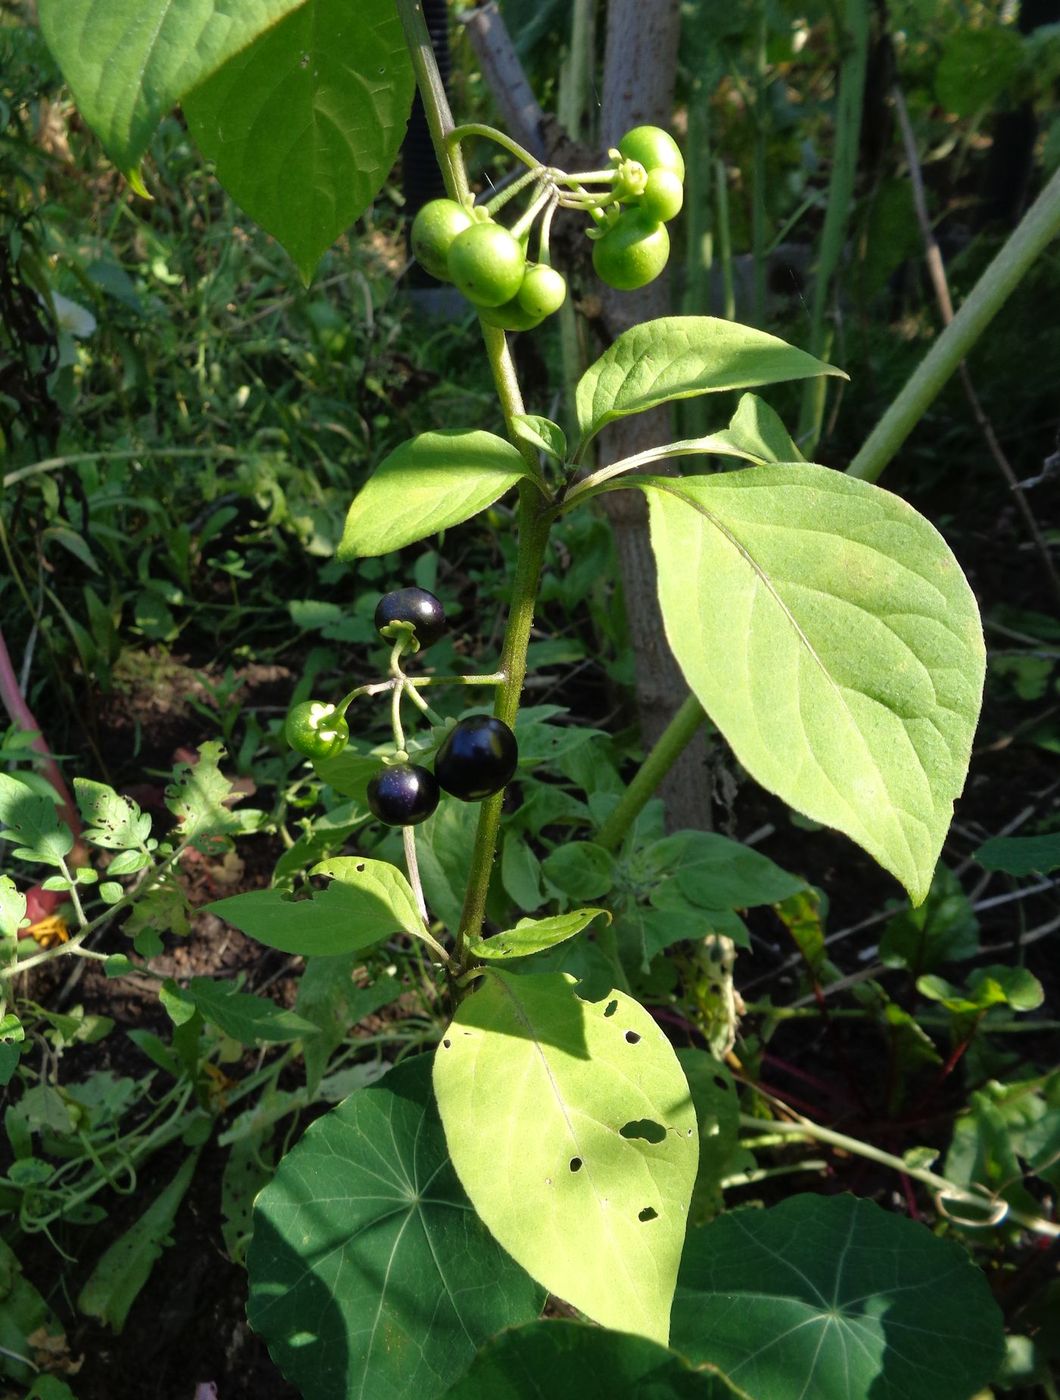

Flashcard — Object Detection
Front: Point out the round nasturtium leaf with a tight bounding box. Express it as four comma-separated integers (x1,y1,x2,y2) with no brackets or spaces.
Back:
671,1193,1005,1399
443,1320,750,1399
434,970,698,1345
247,1055,543,1399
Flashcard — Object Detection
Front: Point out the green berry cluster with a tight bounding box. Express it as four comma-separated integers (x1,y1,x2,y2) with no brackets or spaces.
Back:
283,588,518,828
409,123,684,326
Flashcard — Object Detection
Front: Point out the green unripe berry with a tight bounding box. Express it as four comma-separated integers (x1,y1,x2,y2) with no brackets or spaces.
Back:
617,125,685,182
592,209,670,291
447,222,526,307
516,264,567,319
411,199,473,281
284,701,350,761
639,167,684,223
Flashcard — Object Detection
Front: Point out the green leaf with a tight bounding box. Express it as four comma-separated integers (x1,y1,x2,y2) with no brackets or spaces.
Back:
935,26,1023,118
512,414,568,463
184,978,321,1044
165,741,263,853
918,965,1044,1016
672,1194,1005,1399
295,956,401,1094
247,1055,543,1399
339,430,531,560
0,1236,66,1389
649,831,805,910
879,864,979,972
541,842,616,901
209,855,423,956
414,799,478,933
467,908,609,962
675,1050,742,1225
184,0,414,283
713,391,804,464
78,1151,200,1332
501,833,546,912
312,747,380,802
74,777,151,848
38,0,306,173
0,772,73,867
0,876,27,968
643,467,985,904
974,832,1060,877
442,1320,749,1399
434,970,698,1344
575,317,844,447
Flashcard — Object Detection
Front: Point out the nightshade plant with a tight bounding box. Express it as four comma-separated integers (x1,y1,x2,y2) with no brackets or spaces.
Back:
26,2,1017,1397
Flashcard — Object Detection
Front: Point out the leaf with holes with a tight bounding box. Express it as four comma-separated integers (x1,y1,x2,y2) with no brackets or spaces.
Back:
75,778,151,849
443,1319,750,1398
642,467,985,904
575,317,844,448
672,1194,1004,1399
467,909,609,962
37,0,305,176
247,1055,543,1398
184,0,414,283
209,856,423,956
433,970,697,1344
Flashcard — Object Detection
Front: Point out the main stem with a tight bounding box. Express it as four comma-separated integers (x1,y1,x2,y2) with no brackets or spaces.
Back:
395,0,552,962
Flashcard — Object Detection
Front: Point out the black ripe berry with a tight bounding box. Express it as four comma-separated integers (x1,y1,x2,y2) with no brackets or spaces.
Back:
367,763,439,826
374,587,446,649
435,716,518,801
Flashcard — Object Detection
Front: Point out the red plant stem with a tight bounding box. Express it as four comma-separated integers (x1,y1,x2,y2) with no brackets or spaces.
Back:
0,624,81,837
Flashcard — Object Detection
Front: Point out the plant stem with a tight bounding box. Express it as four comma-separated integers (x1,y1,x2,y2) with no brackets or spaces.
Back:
596,693,708,851
848,161,1060,482
739,1113,1060,1239
395,0,554,964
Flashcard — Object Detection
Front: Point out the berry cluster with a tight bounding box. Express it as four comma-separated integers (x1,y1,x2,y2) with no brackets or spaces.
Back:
283,587,518,829
410,123,684,326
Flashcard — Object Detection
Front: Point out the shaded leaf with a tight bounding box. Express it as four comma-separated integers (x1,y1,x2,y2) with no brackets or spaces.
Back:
974,832,1060,877
185,0,414,282
672,1194,1005,1399
247,1055,543,1399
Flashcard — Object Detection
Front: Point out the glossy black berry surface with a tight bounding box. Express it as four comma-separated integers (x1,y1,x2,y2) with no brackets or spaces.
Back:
367,763,440,826
374,588,446,649
434,716,518,801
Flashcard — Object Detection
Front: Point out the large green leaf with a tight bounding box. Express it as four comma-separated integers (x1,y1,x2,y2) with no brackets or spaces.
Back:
339,429,532,559
184,0,414,282
247,1055,543,1399
672,1194,1005,1399
443,1320,750,1399
208,855,422,955
433,970,698,1345
38,0,306,175
643,467,985,904
182,978,321,1044
575,317,844,447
